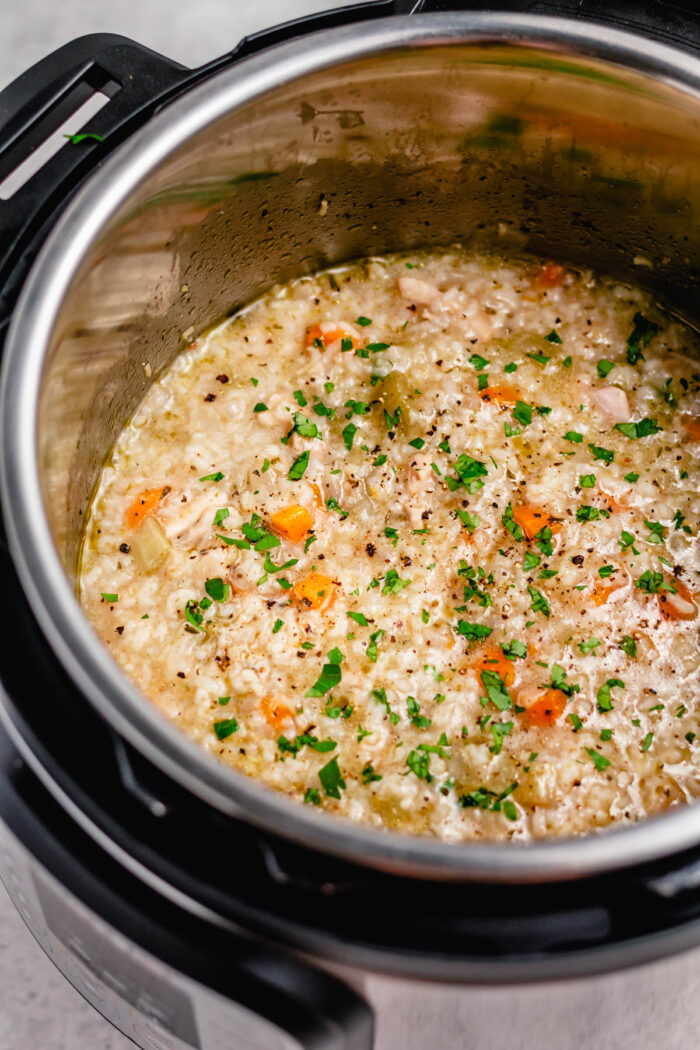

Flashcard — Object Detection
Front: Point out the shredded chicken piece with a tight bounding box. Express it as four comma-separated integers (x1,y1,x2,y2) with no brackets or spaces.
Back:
591,385,630,423
398,276,440,304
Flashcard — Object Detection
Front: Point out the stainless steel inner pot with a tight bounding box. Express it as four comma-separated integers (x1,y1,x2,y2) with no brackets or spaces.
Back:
4,12,700,882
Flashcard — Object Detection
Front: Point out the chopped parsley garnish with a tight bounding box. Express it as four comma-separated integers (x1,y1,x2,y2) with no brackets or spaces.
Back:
501,639,528,660
502,502,525,542
456,508,480,533
635,570,676,595
407,696,431,729
672,510,692,535
526,352,551,365
366,629,383,663
625,472,640,483
619,530,639,553
597,677,624,712
480,671,513,712
408,437,425,449
362,763,382,784
469,353,489,370
569,713,583,732
272,618,283,634
578,637,601,655
357,316,372,326
205,577,229,602
459,782,518,820
288,451,310,479
293,389,307,406
382,569,411,595
345,399,369,418
626,313,659,365
406,749,433,781
586,747,611,771
579,473,596,488
199,471,224,482
644,519,666,544
325,496,348,519
513,401,532,427
318,757,346,799
291,412,319,439
383,406,402,430
447,453,489,494
457,621,493,640
576,505,600,522
65,132,104,145
213,718,238,740
620,635,637,658
304,788,321,805
587,443,614,464
342,423,358,450
545,664,580,697
615,418,662,439
545,330,562,344
372,686,400,724
101,592,118,603
253,402,268,413
564,430,583,443
306,649,343,697
279,732,336,756
527,585,551,617
597,359,615,378
523,550,541,572
314,398,334,419
347,611,369,626
184,599,205,631
642,733,654,752
489,721,513,755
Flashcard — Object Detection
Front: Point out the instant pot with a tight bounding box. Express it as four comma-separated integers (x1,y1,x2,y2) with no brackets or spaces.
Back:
3,1,700,1046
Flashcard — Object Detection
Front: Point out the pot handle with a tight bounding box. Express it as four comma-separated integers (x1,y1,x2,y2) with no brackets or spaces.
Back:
0,34,193,332
400,0,700,52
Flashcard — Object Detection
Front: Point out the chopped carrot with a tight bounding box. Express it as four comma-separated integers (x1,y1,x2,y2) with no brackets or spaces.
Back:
682,416,700,442
537,262,565,288
599,490,625,513
591,583,617,609
125,486,171,529
480,384,520,408
270,504,313,544
522,689,566,727
292,572,338,611
261,695,294,731
306,322,358,352
591,581,622,606
658,579,698,621
309,482,325,510
512,505,563,541
474,646,515,687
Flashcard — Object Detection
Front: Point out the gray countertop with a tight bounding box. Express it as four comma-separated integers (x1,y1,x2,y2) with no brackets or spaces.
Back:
0,3,345,1046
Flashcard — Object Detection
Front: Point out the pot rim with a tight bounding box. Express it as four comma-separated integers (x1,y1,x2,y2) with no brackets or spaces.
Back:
4,11,700,882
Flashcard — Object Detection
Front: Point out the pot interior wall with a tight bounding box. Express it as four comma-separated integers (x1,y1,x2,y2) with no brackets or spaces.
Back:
36,37,700,576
